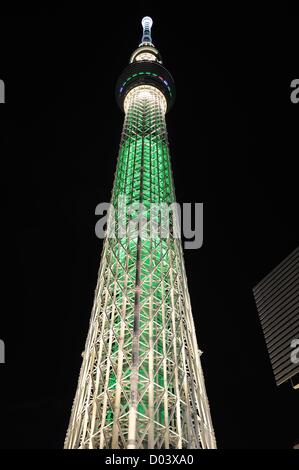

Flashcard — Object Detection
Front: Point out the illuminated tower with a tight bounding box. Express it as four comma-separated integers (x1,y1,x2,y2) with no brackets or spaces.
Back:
64,17,216,450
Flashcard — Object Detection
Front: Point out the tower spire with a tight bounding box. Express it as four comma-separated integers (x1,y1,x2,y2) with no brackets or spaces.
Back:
141,16,153,45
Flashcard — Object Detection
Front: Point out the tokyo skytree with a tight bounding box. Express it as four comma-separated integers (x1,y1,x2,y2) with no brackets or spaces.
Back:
64,16,216,450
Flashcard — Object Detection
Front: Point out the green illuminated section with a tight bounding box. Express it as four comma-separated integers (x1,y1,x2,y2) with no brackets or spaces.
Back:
102,88,177,429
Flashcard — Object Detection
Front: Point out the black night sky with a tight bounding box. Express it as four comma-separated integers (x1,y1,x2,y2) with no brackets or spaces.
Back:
0,4,298,450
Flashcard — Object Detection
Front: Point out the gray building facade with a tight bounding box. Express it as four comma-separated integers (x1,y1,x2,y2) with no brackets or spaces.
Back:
253,246,299,389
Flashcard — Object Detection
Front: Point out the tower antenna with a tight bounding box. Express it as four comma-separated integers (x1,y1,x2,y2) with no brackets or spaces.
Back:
141,16,153,45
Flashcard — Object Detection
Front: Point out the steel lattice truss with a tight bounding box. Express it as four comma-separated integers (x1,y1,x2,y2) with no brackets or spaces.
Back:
64,86,216,449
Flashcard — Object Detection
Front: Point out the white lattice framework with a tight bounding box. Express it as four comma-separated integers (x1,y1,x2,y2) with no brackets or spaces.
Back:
64,83,216,449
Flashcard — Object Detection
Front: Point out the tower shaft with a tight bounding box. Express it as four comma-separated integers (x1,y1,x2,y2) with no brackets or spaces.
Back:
64,18,216,450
